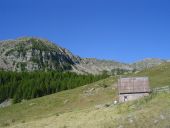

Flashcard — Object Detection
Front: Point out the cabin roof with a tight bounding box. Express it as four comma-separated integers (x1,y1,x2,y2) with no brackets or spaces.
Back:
118,77,150,94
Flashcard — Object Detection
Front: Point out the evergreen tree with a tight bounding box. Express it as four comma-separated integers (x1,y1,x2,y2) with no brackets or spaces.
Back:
0,71,108,103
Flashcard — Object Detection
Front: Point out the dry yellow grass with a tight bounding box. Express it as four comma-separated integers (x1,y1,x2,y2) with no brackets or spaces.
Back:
6,93,170,128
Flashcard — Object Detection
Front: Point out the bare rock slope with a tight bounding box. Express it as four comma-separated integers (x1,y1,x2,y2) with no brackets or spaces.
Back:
0,37,167,74
0,37,78,72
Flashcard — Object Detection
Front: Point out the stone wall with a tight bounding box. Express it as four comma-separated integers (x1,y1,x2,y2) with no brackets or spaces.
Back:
119,93,149,102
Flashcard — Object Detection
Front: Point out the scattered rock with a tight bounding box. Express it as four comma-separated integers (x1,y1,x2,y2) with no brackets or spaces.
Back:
95,104,104,109
129,119,133,123
89,88,95,92
118,125,123,128
114,100,118,105
154,120,159,124
160,114,165,120
29,103,36,106
0,99,12,108
130,105,136,109
63,100,69,104
84,88,96,96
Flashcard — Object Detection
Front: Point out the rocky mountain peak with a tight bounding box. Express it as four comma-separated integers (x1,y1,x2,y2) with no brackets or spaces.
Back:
0,37,78,72
0,37,168,74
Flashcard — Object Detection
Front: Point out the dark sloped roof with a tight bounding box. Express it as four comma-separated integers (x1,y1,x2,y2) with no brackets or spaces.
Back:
118,77,150,94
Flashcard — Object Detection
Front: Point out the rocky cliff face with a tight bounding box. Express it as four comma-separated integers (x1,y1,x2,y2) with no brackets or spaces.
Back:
0,37,79,71
0,37,167,74
72,58,133,74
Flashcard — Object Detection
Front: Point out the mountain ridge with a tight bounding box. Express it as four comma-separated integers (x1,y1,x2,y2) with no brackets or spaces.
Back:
0,37,168,74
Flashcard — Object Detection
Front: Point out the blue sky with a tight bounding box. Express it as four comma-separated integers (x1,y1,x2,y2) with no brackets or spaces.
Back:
0,0,170,63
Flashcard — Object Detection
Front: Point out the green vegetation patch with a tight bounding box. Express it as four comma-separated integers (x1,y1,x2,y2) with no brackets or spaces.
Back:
0,77,116,127
30,38,58,51
0,71,108,103
131,62,170,88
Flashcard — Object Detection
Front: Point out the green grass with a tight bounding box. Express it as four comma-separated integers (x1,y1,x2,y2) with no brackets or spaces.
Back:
0,63,170,128
132,62,170,88
2,92,169,128
103,92,170,128
0,77,116,127
73,92,170,128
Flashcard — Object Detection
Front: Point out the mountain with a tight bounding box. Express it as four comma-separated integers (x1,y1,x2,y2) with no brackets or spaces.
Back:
72,58,133,74
0,37,79,72
0,37,133,73
0,37,168,74
132,58,167,70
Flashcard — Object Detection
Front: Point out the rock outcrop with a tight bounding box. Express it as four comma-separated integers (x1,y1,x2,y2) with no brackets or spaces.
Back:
0,37,78,71
0,37,168,74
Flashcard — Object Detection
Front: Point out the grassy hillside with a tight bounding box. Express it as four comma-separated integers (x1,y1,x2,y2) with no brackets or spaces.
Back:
0,71,108,103
0,77,117,127
5,93,170,128
132,62,170,88
0,63,170,128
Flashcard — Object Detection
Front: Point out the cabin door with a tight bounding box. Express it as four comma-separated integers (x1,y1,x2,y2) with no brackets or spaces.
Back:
124,96,128,102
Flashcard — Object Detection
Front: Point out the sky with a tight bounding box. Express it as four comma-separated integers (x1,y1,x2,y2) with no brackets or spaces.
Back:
0,0,170,63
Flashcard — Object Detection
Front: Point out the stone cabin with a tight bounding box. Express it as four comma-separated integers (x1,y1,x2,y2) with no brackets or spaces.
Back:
118,77,150,102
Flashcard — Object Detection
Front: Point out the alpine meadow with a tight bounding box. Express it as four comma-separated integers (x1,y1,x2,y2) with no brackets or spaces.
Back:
0,0,170,128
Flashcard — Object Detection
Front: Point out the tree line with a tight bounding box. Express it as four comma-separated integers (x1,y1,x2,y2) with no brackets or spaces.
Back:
0,71,108,103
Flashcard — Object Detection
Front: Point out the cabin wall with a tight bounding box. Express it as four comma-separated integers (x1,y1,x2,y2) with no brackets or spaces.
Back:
118,77,150,94
119,93,149,102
